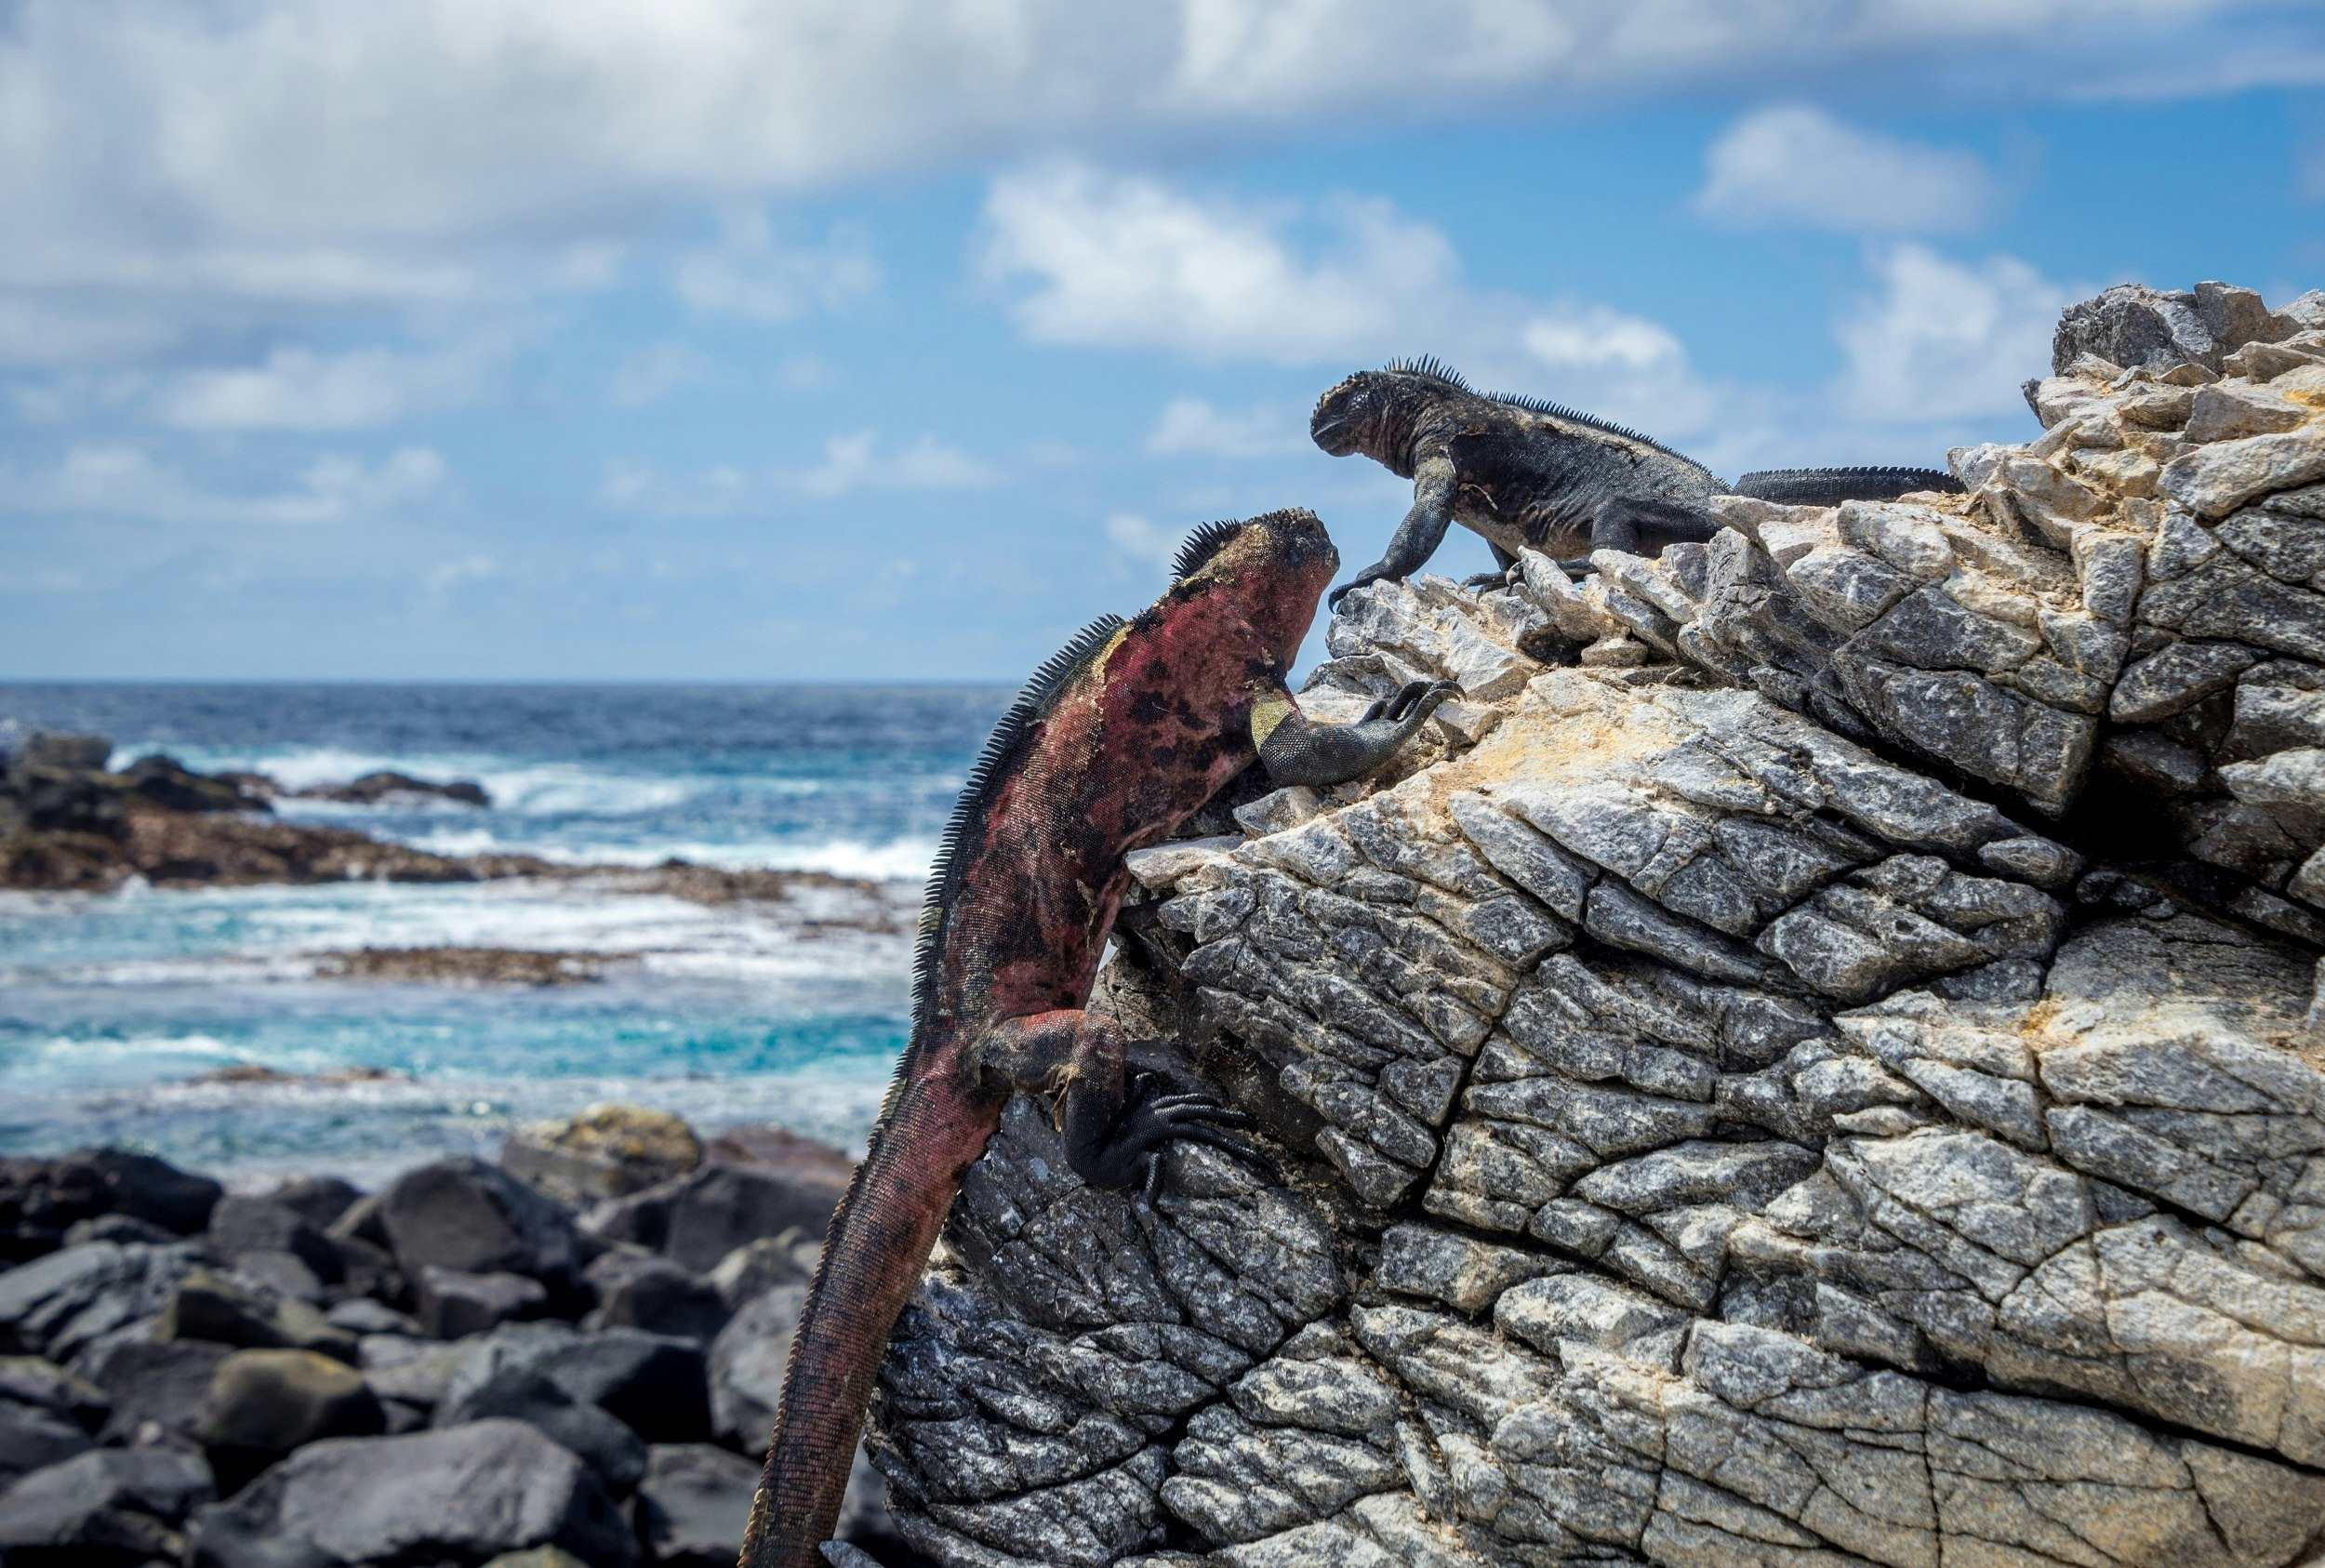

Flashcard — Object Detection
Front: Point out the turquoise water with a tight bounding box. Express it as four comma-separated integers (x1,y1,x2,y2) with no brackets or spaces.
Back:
0,684,1009,1183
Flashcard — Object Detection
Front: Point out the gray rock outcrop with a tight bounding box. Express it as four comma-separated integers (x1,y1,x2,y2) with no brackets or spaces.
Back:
866,282,2325,1567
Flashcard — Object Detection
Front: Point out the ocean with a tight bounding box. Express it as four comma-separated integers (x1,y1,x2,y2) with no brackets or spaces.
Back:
0,684,1012,1186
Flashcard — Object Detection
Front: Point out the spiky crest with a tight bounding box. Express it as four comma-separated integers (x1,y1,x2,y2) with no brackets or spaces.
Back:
1378,357,1693,462
1381,355,1470,392
1170,520,1246,583
907,614,1129,1035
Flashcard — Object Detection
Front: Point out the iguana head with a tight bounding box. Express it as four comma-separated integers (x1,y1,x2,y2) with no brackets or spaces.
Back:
1167,509,1338,665
1311,361,1462,466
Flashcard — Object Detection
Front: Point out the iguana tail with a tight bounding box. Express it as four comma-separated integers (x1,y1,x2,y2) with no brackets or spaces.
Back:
739,1067,995,1568
1732,466,1962,506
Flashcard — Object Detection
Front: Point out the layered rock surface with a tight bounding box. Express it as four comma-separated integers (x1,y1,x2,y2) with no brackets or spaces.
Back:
870,282,2325,1567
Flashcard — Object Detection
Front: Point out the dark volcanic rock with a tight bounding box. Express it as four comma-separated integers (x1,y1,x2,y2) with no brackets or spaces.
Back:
261,1176,360,1233
0,1445,214,1565
186,1419,636,1568
585,1160,844,1272
122,753,262,815
296,769,490,807
0,1242,197,1360
162,1269,356,1360
0,1397,92,1488
415,1265,548,1339
632,1442,760,1568
204,1196,340,1283
706,1233,813,1309
0,1354,108,1431
706,1283,805,1452
73,1335,230,1441
64,1213,179,1247
77,1150,221,1235
378,1158,581,1289
193,1348,384,1454
581,1253,728,1342
446,1370,646,1496
0,1157,109,1264
437,1322,711,1443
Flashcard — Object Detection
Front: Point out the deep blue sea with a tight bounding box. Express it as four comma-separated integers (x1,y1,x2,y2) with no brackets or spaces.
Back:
0,684,1010,1185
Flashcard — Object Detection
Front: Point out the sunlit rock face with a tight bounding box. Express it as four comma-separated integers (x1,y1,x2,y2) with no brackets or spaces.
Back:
869,281,2325,1568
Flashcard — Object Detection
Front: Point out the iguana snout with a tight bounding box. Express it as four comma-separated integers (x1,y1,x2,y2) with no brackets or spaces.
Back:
1310,373,1375,457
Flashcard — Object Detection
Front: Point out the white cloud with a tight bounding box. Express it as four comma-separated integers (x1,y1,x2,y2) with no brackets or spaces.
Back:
1146,396,1309,458
983,166,1455,363
154,342,501,430
797,432,997,497
0,445,448,525
673,206,877,322
1837,244,2080,423
599,432,998,517
0,3,2267,367
610,341,710,407
1696,106,1997,233
983,162,1722,438
1105,512,1179,569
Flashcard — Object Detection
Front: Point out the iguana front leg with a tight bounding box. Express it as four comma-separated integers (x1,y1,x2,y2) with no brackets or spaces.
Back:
1328,453,1456,609
1253,677,1459,787
969,1010,1268,1197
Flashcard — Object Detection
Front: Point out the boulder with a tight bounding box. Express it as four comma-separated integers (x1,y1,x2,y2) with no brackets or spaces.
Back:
378,1158,581,1290
227,1249,326,1304
203,1196,339,1283
415,1266,549,1338
0,1242,196,1360
0,1397,92,1488
74,1150,220,1236
865,280,2325,1568
445,1369,646,1496
706,1232,813,1309
357,1334,472,1410
0,1445,213,1565
161,1269,357,1360
193,1348,384,1455
0,1355,108,1431
73,1335,230,1441
500,1102,702,1209
185,1419,636,1567
585,1161,844,1272
582,1252,728,1342
436,1322,711,1443
632,1442,760,1568
323,1296,417,1336
707,1283,805,1451
0,1158,110,1263
62,1213,179,1248
262,1175,361,1232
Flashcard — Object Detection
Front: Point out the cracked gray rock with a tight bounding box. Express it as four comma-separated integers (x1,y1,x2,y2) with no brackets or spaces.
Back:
868,281,2325,1567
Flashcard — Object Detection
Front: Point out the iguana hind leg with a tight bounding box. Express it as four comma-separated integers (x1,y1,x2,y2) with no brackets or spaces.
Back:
968,1010,1270,1194
1557,496,1722,576
1463,543,1519,592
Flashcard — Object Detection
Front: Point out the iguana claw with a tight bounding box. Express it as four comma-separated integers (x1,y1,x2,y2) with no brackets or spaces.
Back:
1077,1071,1277,1196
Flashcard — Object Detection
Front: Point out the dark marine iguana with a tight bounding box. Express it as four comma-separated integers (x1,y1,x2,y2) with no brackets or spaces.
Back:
739,510,1455,1568
1310,358,1961,606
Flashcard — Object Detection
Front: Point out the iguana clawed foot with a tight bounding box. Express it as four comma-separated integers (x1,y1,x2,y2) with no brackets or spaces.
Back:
1070,1070,1277,1202
1462,568,1514,592
1360,679,1455,725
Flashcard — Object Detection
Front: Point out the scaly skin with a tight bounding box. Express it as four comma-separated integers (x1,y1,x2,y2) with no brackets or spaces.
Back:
1310,358,1959,603
739,510,1453,1568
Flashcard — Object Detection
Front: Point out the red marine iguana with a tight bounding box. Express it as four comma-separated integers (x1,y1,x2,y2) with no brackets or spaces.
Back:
739,510,1455,1568
1309,357,1961,605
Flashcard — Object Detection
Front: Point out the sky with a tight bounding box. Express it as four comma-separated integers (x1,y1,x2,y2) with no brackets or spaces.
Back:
2,1,2322,683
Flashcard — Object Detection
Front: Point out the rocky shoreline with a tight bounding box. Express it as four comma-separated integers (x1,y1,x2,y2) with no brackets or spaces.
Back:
0,1106,913,1567
0,732,905,926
